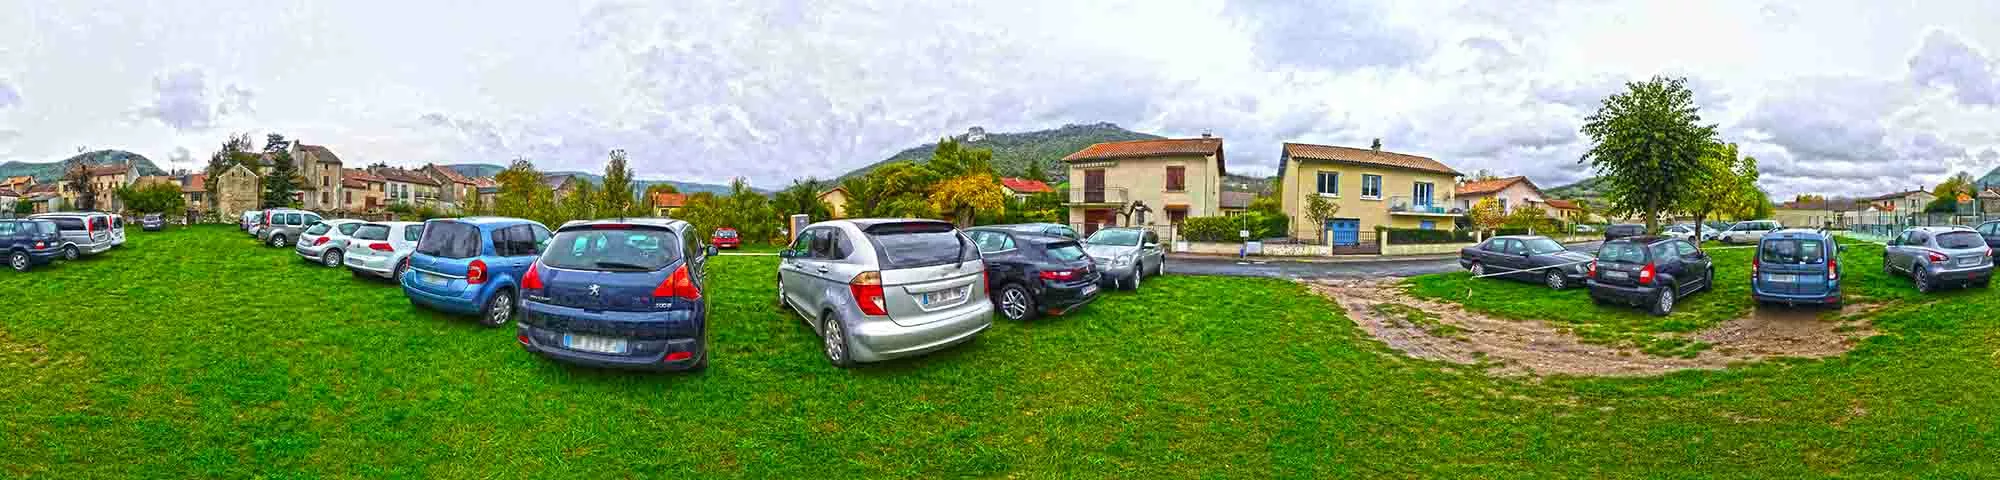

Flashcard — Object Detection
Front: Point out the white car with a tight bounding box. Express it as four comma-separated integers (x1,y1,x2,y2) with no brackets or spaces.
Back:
1662,224,1699,242
1574,224,1598,233
1719,220,1782,244
343,221,425,280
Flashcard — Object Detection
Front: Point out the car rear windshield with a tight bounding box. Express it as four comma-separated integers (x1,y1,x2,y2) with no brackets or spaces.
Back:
1760,239,1825,264
1045,241,1087,262
714,230,738,238
416,221,482,259
866,223,979,270
1937,231,1985,249
1087,229,1142,246
352,224,391,241
1599,242,1649,264
544,228,682,271
305,223,332,235
89,216,108,230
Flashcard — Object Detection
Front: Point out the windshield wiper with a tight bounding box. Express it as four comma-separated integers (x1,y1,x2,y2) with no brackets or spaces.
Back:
593,261,654,271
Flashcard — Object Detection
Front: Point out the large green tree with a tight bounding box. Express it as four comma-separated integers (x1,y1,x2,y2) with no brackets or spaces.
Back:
600,149,637,216
261,134,301,208
1579,76,1719,231
115,182,188,214
495,158,553,223
772,178,833,222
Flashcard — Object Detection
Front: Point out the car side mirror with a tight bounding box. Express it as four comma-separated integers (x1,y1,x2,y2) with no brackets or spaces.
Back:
778,250,798,259
706,245,719,257
1144,242,1160,249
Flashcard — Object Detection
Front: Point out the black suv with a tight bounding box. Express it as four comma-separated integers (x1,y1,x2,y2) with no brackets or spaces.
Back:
1604,224,1647,240
1,219,64,272
964,227,1101,321
1586,236,1714,316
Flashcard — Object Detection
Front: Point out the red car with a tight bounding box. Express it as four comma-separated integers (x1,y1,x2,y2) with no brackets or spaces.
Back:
711,228,741,249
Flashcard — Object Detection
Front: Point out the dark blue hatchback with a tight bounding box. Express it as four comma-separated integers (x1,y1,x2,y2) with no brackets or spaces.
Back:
1753,229,1842,307
516,219,716,371
1,219,63,272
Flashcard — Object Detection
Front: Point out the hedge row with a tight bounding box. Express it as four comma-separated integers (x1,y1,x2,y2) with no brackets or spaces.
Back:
1181,212,1290,242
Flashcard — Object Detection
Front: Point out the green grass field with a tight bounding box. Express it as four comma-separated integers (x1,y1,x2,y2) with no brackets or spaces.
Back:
4,226,2000,477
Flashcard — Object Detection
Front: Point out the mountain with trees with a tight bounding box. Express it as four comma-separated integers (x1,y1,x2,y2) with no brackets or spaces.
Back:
0,150,169,183
442,163,761,198
840,122,1163,181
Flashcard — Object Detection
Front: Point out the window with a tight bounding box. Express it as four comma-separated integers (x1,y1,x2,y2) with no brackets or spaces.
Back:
1315,172,1339,196
322,176,330,187
1046,241,1088,261
416,221,481,259
1650,243,1676,261
0,222,13,236
1498,197,1509,211
968,231,1015,253
1675,241,1699,258
1167,207,1188,225
1419,220,1435,230
305,223,332,235
1481,239,1502,252
1360,174,1382,199
1938,231,1984,249
1413,182,1434,207
345,191,353,204
404,225,424,242
285,213,303,226
321,192,331,205
352,224,390,241
544,228,682,271
337,223,362,236
1499,239,1523,255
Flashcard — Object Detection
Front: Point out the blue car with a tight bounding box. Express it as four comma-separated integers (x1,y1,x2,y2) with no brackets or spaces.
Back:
515,219,716,371
1752,229,1843,307
401,217,552,326
2,219,64,272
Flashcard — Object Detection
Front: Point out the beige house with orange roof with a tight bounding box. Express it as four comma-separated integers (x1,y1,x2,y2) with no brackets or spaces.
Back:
1279,142,1462,245
1061,136,1226,235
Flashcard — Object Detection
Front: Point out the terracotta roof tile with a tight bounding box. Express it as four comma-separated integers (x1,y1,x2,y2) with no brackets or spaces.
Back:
998,177,1053,194
1543,198,1578,210
472,177,499,188
1457,176,1529,196
298,144,343,164
182,174,206,192
427,164,476,184
343,168,384,183
653,193,686,208
1064,138,1222,162
1282,143,1460,176
372,167,439,186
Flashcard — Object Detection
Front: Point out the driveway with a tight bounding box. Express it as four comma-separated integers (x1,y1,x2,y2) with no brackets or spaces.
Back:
1166,241,1604,280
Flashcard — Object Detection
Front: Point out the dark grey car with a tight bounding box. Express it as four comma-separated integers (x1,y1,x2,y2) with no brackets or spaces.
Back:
1978,221,2000,249
1458,235,1593,289
1884,226,1993,293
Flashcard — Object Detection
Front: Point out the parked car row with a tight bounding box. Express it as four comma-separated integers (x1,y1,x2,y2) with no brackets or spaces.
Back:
3,212,129,272
1463,225,1994,316
241,211,1148,372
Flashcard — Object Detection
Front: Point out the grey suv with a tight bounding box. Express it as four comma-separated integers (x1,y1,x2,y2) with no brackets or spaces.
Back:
1884,226,1993,292
776,219,993,367
256,209,324,248
29,213,114,260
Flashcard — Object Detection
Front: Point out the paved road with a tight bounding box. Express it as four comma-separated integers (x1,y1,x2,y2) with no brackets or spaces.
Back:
1165,241,1605,280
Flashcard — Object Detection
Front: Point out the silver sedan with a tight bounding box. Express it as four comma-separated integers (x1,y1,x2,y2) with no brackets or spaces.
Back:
1082,227,1166,290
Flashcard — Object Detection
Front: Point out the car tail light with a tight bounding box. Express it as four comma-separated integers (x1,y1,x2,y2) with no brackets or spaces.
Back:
1926,251,1948,263
1039,269,1082,281
1638,263,1656,285
850,271,888,316
522,262,544,290
516,332,531,346
1586,261,1597,278
33,241,46,250
1828,258,1839,281
652,264,700,300
313,237,329,246
467,259,488,284
368,242,394,252
982,269,990,296
664,351,693,362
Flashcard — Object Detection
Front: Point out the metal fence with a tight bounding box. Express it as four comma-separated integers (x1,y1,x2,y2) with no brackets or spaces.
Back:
1848,211,2000,242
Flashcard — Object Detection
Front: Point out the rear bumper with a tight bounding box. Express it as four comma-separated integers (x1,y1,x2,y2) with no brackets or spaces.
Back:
1587,280,1663,306
1929,264,1993,283
295,244,333,261
1753,286,1842,304
73,241,113,256
18,249,59,265
1036,280,1100,315
345,253,399,279
517,321,705,371
401,277,484,315
849,302,993,363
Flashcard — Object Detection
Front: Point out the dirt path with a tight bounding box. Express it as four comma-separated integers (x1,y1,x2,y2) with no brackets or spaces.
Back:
1306,279,1878,377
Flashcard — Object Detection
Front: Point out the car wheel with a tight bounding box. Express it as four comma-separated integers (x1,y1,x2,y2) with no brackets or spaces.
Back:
775,276,788,309
1155,257,1167,276
1914,267,1934,293
1469,262,1485,277
322,249,342,268
62,246,78,261
1544,270,1565,290
1129,266,1143,291
998,284,1037,321
393,258,410,282
269,234,286,248
1705,267,1716,293
1882,255,1893,275
822,316,855,368
9,252,29,272
480,289,515,327
1651,287,1676,316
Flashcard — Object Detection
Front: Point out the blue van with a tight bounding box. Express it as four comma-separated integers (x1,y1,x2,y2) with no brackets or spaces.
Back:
1752,229,1843,307
515,219,715,371
401,217,552,326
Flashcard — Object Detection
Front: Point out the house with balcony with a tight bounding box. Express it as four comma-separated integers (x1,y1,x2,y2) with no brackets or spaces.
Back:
1061,136,1226,235
1278,142,1462,246
1455,176,1548,214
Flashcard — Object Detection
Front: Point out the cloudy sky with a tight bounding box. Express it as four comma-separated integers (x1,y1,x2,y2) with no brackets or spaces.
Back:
1,0,1998,197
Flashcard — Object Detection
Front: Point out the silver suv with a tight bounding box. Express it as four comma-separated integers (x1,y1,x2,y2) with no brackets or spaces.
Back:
256,209,323,248
1885,226,1993,292
776,219,993,367
28,212,114,260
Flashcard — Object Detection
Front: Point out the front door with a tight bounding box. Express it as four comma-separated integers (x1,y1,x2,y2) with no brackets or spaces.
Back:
1327,219,1360,246
1084,209,1115,236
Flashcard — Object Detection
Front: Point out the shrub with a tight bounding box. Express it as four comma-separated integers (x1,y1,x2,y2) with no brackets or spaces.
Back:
1377,227,1475,245
1179,212,1292,243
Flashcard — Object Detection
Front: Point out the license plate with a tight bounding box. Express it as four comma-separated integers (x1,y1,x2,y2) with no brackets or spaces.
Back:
1767,274,1796,283
1081,285,1099,297
562,334,628,354
921,287,967,306
1603,271,1628,280
1962,258,1983,267
421,273,448,286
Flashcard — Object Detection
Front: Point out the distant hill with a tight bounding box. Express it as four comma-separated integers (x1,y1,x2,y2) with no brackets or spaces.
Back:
442,164,763,199
0,150,169,183
841,122,1164,181
1544,176,1610,201
1223,174,1274,197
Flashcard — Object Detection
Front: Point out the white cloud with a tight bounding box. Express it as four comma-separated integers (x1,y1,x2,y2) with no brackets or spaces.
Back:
130,66,253,132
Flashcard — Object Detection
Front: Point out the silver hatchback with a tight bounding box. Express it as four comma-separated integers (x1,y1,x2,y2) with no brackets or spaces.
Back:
1884,226,1993,292
776,219,993,367
295,219,366,267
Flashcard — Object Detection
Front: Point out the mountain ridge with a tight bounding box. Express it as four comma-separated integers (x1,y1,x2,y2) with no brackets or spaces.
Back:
0,150,169,184
839,122,1164,181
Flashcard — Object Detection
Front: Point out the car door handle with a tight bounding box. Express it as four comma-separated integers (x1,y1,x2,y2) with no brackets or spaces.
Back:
817,266,830,274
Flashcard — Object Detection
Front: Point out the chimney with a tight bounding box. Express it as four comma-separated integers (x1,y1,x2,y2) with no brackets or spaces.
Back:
1200,130,1213,139
1371,138,1382,151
